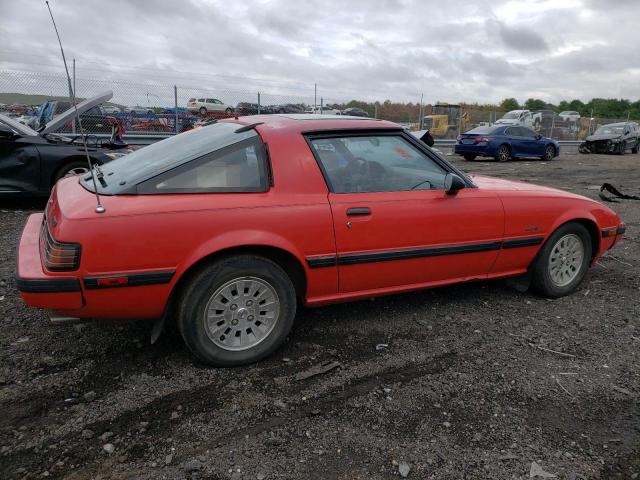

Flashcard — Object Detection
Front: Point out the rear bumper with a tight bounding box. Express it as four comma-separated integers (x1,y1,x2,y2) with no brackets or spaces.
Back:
16,213,84,310
454,144,491,155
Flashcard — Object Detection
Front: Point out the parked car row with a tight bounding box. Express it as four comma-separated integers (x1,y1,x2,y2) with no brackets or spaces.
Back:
185,97,370,117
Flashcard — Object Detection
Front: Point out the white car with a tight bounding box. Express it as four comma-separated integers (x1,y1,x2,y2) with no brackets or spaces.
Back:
303,106,342,115
103,105,122,114
187,98,234,115
494,109,533,128
559,111,581,122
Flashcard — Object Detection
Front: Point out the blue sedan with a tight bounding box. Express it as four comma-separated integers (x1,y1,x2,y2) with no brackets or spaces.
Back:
454,125,560,162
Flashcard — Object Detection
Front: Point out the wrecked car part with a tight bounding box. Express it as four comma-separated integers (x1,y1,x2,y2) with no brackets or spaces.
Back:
599,183,640,202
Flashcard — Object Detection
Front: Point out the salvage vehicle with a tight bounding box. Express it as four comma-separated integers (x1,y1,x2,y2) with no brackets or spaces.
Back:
0,91,118,196
342,107,369,117
187,98,234,115
454,125,559,162
16,115,624,366
579,122,640,155
494,110,534,128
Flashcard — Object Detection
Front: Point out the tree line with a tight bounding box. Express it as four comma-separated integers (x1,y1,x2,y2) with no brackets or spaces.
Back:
332,97,640,123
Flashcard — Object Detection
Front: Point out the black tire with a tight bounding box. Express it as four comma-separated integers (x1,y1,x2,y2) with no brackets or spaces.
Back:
542,145,555,161
495,144,511,162
632,140,639,154
177,255,297,366
225,108,233,114
463,154,477,161
53,160,90,184
530,222,592,298
618,141,626,155
199,106,207,115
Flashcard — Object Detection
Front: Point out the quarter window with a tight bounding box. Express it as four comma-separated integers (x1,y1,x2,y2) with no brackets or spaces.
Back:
139,137,267,193
310,135,448,193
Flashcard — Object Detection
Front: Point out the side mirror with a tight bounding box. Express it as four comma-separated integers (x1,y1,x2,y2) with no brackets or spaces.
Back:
444,173,465,195
535,134,542,140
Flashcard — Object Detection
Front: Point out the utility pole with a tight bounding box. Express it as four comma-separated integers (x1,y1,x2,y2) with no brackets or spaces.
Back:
418,93,424,129
174,85,179,134
72,58,76,133
314,83,317,112
257,92,261,114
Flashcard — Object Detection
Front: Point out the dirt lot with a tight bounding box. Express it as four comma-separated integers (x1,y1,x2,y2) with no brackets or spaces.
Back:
0,152,638,480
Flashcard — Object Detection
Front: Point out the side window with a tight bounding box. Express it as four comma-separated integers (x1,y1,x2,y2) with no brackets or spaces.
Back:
520,128,537,139
505,127,517,137
138,138,267,193
310,135,448,193
198,98,205,103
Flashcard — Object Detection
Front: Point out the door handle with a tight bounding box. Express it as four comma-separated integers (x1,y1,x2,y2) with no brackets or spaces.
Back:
346,207,371,216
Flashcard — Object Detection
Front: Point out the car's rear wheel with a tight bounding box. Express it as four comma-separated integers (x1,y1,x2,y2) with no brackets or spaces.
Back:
632,140,639,154
199,107,207,115
542,145,555,161
54,161,90,184
463,154,477,161
530,222,592,298
178,255,297,366
495,144,511,162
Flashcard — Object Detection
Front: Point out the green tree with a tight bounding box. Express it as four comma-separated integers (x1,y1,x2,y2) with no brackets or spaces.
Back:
524,98,550,111
499,98,519,111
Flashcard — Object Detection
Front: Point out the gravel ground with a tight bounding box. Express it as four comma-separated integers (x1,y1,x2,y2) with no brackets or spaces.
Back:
0,152,638,480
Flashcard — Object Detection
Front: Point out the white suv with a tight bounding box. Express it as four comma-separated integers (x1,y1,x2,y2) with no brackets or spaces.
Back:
187,98,234,115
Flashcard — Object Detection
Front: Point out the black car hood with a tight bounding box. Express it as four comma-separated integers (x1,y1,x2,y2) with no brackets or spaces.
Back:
586,134,622,142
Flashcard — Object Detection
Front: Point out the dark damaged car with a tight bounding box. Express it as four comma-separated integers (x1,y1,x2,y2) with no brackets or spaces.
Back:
0,91,121,196
579,122,640,155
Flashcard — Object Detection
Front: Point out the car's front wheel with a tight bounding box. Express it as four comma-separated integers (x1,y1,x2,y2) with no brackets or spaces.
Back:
199,107,207,115
632,140,639,154
542,145,555,161
54,161,90,184
618,140,626,155
530,222,592,298
178,255,297,366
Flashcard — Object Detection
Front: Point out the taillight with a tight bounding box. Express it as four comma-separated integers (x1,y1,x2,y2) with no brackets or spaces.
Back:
456,135,462,141
40,221,81,271
475,136,490,143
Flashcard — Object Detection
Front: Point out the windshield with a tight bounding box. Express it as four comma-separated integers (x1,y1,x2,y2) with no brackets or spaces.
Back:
501,112,520,119
594,125,624,135
81,122,258,194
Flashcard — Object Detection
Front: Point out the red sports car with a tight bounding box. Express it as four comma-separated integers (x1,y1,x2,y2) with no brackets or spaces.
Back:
16,115,625,366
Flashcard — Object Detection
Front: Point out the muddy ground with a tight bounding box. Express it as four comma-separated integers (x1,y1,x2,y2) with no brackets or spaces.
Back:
0,152,638,480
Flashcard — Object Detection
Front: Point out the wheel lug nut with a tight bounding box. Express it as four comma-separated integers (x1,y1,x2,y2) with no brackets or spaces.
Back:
230,304,237,310
246,300,253,306
248,315,254,321
231,319,239,325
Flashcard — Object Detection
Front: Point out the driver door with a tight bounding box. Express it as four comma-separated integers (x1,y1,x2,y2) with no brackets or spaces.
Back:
308,133,504,294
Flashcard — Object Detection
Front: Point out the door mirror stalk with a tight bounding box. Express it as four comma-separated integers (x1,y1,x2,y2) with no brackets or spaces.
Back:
444,173,465,195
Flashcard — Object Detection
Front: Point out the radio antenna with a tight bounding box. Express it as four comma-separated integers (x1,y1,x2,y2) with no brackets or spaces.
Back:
45,1,105,213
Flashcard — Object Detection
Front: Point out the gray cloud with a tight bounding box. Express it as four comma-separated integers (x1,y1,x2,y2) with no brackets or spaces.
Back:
0,0,638,106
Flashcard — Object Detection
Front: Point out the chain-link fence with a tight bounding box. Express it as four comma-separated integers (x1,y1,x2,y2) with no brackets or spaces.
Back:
0,69,634,141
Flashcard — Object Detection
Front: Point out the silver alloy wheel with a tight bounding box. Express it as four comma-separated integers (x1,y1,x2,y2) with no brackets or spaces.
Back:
548,233,584,287
204,276,280,351
544,145,554,160
498,145,510,162
64,166,89,177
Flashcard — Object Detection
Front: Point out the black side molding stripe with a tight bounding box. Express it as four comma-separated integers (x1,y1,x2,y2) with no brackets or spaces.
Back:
307,256,338,269
84,270,175,289
16,277,81,293
305,236,545,268
502,236,544,249
603,226,625,237
338,241,502,266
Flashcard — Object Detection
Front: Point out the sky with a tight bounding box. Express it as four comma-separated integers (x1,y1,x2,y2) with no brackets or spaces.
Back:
1,0,639,107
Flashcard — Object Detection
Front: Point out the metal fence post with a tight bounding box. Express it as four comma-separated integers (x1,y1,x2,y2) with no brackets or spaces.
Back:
320,97,323,115
174,85,179,134
374,102,378,119
72,58,76,134
550,113,555,140
314,83,317,112
418,93,423,129
257,92,261,115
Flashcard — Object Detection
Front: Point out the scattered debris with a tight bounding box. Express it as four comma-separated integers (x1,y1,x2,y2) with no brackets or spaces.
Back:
102,443,115,454
81,429,94,439
598,183,640,203
294,361,342,381
398,461,411,478
530,461,557,478
184,459,203,472
498,454,518,461
554,377,573,397
375,343,389,351
612,386,632,396
529,343,577,358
